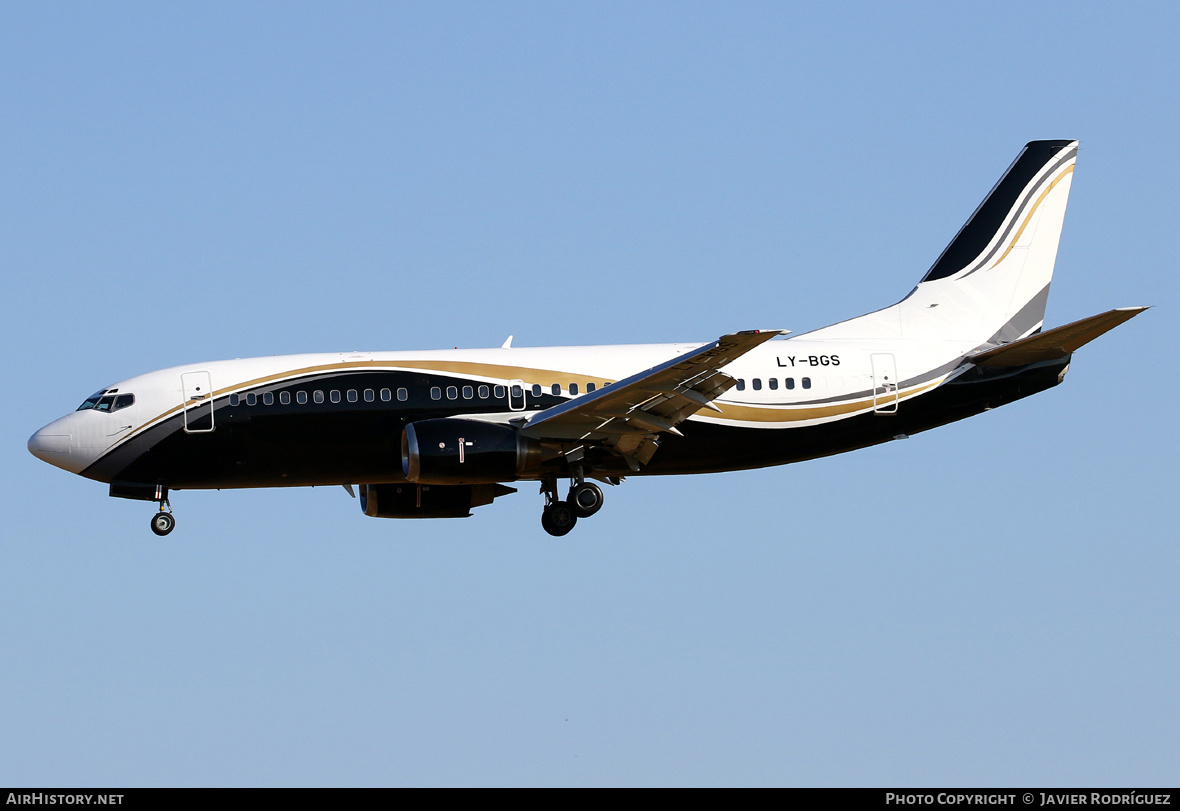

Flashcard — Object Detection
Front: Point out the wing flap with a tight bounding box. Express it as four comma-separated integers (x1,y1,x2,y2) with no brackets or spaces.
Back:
520,330,784,452
970,307,1147,367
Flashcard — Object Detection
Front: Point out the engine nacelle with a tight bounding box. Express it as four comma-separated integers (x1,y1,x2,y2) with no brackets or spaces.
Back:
402,419,543,485
360,482,516,519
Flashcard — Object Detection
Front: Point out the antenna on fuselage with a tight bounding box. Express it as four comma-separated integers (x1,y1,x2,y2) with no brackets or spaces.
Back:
501,335,514,349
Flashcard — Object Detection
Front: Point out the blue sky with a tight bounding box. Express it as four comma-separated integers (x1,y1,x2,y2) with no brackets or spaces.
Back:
2,1,1176,786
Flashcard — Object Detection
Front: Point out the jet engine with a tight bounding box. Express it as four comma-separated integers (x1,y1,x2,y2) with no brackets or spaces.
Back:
401,418,544,485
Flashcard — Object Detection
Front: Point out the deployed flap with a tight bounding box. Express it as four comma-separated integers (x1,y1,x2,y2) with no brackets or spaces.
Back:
970,307,1147,367
520,330,784,453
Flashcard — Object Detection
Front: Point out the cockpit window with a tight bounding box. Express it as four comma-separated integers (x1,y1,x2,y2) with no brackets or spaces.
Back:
76,394,103,411
77,391,135,412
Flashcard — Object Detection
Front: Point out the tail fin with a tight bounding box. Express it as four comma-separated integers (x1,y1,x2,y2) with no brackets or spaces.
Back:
899,140,1079,342
803,141,1079,345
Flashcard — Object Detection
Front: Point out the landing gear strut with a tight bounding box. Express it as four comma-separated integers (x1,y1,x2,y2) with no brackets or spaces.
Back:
539,470,606,537
150,489,175,536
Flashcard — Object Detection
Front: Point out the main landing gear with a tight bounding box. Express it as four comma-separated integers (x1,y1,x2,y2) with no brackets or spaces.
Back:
540,473,606,537
150,491,175,537
570,481,603,517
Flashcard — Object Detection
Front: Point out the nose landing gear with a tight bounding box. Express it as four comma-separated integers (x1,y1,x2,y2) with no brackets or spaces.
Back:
151,511,175,536
150,489,175,536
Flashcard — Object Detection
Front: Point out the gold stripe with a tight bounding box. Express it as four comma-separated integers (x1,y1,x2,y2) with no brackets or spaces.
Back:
107,357,944,454
108,359,618,450
212,358,608,396
705,379,942,423
375,359,615,386
993,163,1074,267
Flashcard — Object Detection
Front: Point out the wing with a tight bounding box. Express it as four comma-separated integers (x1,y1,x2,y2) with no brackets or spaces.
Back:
519,330,784,470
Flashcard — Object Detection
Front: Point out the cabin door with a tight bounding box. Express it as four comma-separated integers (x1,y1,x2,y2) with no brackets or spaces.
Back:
871,354,899,414
508,379,527,411
181,371,216,432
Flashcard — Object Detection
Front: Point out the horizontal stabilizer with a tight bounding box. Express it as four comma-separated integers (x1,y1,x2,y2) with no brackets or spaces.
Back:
970,307,1148,367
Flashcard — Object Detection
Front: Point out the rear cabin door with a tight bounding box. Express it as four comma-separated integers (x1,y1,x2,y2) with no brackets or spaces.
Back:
181,371,215,432
871,354,899,414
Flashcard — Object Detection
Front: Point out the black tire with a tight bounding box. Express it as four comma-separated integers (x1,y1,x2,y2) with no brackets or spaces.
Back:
570,482,604,518
150,512,175,536
541,502,578,537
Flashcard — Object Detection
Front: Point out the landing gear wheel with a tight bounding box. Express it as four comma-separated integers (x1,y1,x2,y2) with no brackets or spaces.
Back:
570,482,604,518
541,501,578,537
150,512,175,536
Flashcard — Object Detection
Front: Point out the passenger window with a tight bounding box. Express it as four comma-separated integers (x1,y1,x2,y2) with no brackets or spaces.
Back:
280,391,291,405
531,384,542,397
229,394,240,406
510,384,522,398
263,392,274,406
586,383,596,392
551,383,561,395
769,378,778,390
570,383,579,395
478,385,489,399
446,386,458,400
246,393,257,406
313,390,324,404
752,378,762,391
297,391,308,404
364,389,374,402
347,389,358,403
330,390,341,404
802,377,811,389
736,379,746,391
462,385,473,399
785,378,795,390
380,388,391,401
494,385,506,398
430,387,441,400
396,388,407,402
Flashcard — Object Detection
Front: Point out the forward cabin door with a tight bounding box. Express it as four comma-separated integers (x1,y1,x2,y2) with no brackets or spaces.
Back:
871,354,899,414
181,371,215,432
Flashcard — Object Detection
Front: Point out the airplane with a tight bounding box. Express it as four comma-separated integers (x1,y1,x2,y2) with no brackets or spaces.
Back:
28,139,1145,537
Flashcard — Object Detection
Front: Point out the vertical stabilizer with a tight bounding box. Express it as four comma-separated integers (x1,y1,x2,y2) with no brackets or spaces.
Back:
899,140,1078,343
802,141,1079,346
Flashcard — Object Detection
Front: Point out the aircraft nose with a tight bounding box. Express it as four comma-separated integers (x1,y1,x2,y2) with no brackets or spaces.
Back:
28,416,85,474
